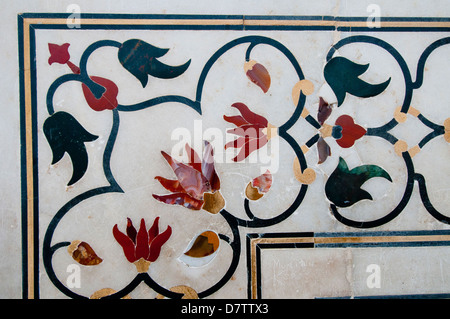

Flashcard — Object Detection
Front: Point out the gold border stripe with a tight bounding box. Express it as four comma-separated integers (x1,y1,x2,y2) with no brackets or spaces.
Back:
244,20,450,28
314,235,450,244
22,18,34,300
24,18,244,26
23,17,450,28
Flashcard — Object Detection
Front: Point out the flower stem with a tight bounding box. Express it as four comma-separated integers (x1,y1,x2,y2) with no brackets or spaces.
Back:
66,60,81,74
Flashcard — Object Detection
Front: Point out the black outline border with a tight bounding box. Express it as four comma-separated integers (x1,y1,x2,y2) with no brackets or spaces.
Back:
18,13,450,299
247,230,450,299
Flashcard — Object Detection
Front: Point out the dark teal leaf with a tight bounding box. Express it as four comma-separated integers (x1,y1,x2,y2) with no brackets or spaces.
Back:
43,112,98,186
324,57,391,106
118,39,191,88
325,157,392,207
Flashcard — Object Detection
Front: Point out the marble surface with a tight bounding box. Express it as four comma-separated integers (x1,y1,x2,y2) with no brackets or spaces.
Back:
2,0,450,299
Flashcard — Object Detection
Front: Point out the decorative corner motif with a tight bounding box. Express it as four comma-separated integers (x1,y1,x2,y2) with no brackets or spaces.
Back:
18,14,450,299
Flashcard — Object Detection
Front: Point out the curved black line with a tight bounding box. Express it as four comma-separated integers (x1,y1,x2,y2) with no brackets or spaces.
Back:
418,113,444,132
330,152,415,228
415,173,450,224
245,42,258,62
45,74,110,116
240,184,307,228
50,241,71,254
219,233,231,244
197,209,241,299
244,202,255,220
103,110,122,187
280,92,307,133
102,273,183,299
45,74,82,115
413,37,450,89
229,131,308,228
415,113,446,148
101,274,145,299
418,129,445,148
78,40,121,98
78,40,122,74
116,95,201,114
281,127,308,174
366,126,399,145
196,35,305,129
142,273,184,299
108,223,239,300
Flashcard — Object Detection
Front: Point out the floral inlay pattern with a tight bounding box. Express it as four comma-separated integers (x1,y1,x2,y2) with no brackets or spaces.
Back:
18,14,450,299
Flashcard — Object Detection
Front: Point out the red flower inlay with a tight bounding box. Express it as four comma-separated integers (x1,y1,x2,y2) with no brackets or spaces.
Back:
48,43,71,65
48,42,119,112
48,43,80,74
334,115,367,148
113,217,172,266
153,141,221,211
224,102,273,162
81,76,119,111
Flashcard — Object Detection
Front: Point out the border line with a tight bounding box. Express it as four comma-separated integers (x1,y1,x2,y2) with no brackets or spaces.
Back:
19,14,40,300
18,14,450,31
19,13,450,299
247,230,450,299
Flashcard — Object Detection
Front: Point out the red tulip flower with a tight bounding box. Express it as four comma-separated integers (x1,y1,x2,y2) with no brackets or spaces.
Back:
48,42,118,112
224,102,276,162
81,76,119,111
113,217,172,273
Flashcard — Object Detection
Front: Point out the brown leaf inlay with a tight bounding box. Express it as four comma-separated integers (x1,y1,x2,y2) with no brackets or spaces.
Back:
68,240,103,266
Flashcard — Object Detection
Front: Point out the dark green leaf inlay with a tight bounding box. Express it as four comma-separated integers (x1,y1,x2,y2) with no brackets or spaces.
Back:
118,39,191,88
43,111,98,186
324,56,391,107
325,157,392,207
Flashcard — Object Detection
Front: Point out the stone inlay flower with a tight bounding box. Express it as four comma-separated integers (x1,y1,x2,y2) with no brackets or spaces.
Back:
48,43,80,74
224,102,276,162
333,115,367,148
245,170,273,201
316,98,367,164
113,217,172,273
48,42,119,112
244,60,271,93
153,141,225,214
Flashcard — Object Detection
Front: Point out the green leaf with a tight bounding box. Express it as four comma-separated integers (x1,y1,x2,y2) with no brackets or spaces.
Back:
118,39,191,88
43,112,98,186
324,56,391,106
325,157,392,207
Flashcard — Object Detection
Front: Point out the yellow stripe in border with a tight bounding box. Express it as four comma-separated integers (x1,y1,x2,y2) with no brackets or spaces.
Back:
22,17,450,28
22,17,34,300
20,15,450,299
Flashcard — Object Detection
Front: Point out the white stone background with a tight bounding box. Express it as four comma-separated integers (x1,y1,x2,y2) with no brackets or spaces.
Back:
1,0,450,298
